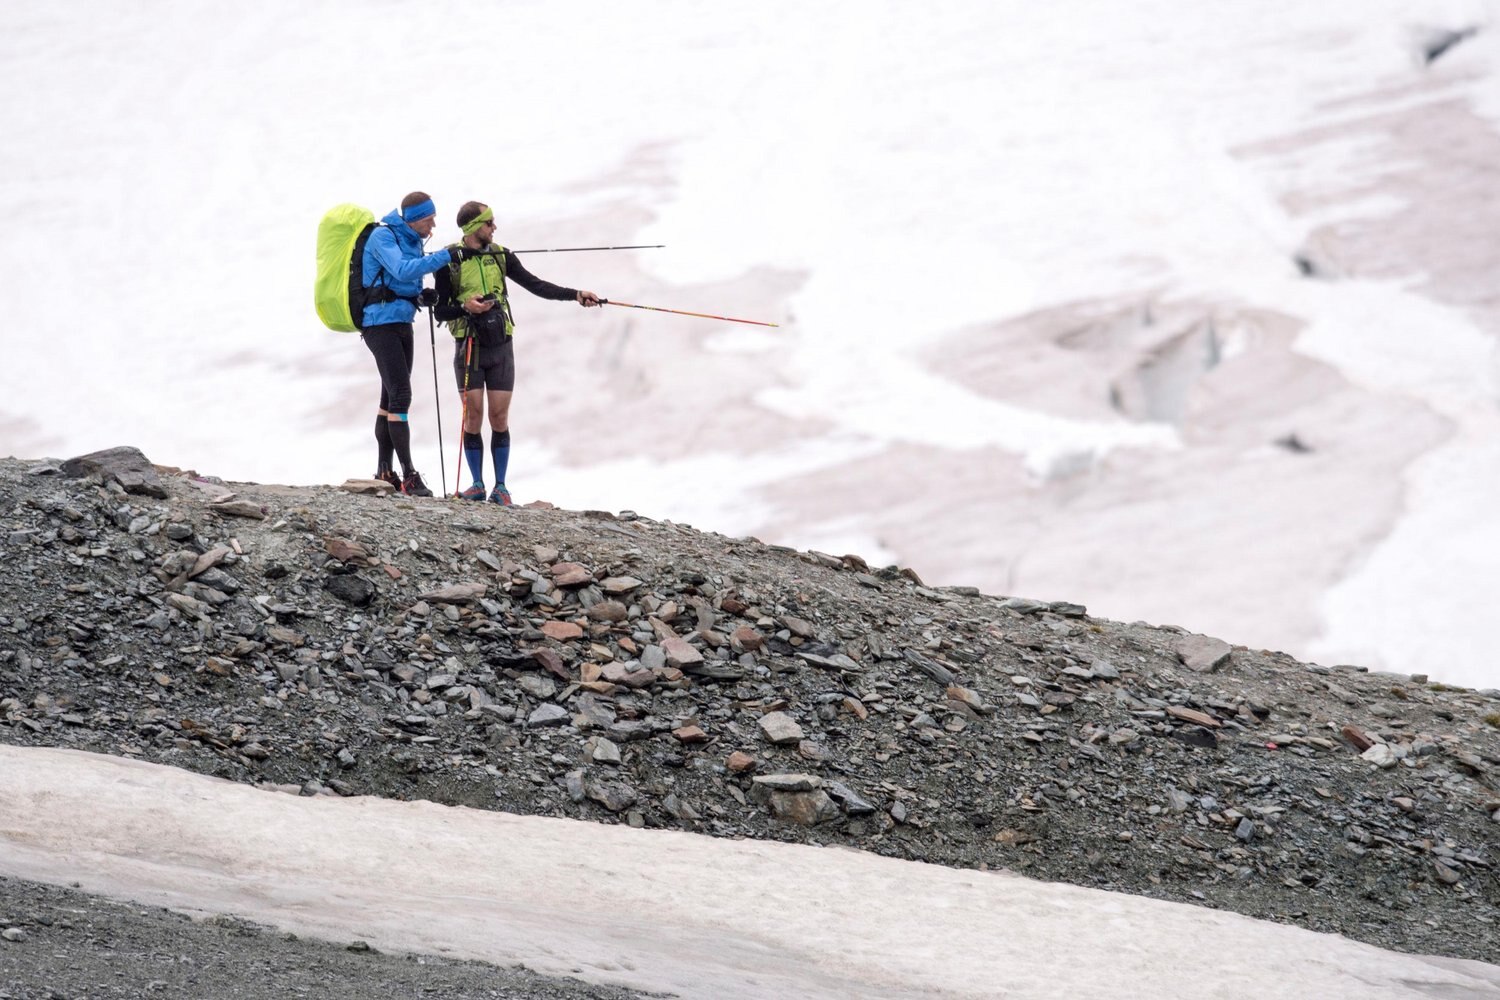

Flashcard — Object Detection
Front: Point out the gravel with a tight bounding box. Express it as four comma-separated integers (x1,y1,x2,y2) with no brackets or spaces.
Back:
2,448,1498,981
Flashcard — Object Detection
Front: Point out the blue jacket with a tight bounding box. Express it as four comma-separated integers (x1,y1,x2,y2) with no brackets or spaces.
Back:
360,210,454,326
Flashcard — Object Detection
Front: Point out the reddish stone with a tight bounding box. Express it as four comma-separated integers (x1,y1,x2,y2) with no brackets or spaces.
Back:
586,600,628,623
731,625,765,652
541,621,585,641
673,725,709,744
1166,705,1221,729
621,669,656,690
531,648,571,680
661,635,703,668
726,751,757,773
782,616,816,639
550,562,595,587
323,537,370,563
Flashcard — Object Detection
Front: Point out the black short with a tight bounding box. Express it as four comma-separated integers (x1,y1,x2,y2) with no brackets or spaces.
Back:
453,337,515,392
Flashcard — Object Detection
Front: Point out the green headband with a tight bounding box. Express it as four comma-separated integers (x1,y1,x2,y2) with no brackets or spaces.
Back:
461,207,494,236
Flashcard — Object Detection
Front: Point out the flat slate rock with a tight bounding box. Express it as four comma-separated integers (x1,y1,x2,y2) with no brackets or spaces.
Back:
1177,634,1232,673
60,446,168,498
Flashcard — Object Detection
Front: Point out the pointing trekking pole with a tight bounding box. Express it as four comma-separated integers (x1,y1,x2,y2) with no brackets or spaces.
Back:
426,306,448,498
599,299,780,328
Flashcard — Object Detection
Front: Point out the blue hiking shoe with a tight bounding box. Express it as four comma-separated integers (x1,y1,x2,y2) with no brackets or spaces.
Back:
488,483,513,506
459,482,487,501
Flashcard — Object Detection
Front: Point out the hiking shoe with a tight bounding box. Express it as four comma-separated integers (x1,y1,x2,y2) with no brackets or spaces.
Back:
459,482,487,501
375,468,401,492
488,483,512,506
401,470,433,498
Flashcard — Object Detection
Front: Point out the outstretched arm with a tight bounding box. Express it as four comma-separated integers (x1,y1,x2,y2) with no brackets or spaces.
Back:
368,228,452,284
504,249,591,303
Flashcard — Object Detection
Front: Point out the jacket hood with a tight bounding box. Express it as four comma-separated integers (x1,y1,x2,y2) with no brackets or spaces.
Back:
380,210,424,254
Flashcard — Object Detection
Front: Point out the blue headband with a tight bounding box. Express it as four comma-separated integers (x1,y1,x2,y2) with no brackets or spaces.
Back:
401,199,435,222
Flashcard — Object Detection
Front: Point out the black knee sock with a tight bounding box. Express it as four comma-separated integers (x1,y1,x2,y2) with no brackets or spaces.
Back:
388,418,414,475
374,416,394,472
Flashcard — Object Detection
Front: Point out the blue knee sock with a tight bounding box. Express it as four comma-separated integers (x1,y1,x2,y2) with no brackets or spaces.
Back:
491,429,511,486
463,432,484,485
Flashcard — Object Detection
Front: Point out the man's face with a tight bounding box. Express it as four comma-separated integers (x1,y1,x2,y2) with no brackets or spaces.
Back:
409,215,436,239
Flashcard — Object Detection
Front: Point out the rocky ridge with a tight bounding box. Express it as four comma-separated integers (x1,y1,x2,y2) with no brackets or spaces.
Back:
1,449,1498,965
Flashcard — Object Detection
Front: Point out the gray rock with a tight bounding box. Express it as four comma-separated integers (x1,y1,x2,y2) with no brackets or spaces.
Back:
587,737,622,765
518,674,557,699
586,779,638,813
825,780,877,815
663,793,701,821
1361,744,1399,769
60,446,168,498
417,582,487,604
324,574,375,607
751,772,822,792
758,711,804,745
1177,634,1232,673
904,650,955,686
752,785,840,826
526,704,570,728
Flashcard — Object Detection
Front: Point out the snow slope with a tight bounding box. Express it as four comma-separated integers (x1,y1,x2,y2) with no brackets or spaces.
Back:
4,745,1499,999
1,1,1498,683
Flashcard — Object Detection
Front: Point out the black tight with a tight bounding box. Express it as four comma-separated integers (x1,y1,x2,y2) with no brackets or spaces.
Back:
363,323,415,414
363,322,416,473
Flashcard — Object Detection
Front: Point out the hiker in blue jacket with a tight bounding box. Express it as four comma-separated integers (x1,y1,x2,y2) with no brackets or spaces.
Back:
361,191,478,496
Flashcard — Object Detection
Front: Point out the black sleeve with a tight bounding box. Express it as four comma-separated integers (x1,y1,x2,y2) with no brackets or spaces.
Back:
504,249,577,302
432,261,464,323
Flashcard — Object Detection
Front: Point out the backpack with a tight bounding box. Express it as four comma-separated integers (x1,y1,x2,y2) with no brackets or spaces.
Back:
315,204,415,332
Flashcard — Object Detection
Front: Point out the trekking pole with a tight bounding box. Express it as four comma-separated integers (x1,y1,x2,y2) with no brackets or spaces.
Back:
508,244,665,254
426,307,447,498
599,299,780,328
453,335,474,498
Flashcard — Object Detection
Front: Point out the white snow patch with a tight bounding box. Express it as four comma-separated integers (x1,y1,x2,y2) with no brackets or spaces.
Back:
2,746,1498,1000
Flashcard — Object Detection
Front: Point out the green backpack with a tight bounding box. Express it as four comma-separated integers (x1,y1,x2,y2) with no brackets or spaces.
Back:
314,204,378,332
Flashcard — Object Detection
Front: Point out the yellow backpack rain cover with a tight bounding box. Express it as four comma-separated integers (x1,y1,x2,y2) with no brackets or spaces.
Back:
314,204,377,332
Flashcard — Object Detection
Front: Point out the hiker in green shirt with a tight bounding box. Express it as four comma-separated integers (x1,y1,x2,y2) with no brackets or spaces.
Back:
432,201,600,505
